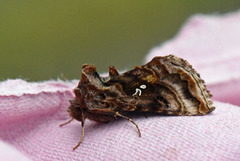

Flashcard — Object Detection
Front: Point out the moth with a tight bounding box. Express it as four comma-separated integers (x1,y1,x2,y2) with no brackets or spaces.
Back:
60,54,215,150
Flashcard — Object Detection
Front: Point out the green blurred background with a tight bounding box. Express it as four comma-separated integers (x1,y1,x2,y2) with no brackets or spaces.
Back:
1,1,240,81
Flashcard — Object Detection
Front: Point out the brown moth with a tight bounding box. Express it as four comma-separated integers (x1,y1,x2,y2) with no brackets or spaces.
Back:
60,54,215,150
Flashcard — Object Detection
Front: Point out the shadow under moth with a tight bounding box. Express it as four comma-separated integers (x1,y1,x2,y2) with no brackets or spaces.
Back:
60,54,215,150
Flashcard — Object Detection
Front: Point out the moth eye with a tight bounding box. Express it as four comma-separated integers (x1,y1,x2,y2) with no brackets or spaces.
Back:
98,93,106,99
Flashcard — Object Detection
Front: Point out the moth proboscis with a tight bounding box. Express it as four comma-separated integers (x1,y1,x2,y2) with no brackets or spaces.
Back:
60,54,215,150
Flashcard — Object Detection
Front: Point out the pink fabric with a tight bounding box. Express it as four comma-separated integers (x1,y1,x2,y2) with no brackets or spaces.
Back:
1,10,240,161
0,141,31,161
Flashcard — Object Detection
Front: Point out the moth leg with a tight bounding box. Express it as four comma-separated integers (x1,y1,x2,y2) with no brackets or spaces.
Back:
59,118,74,127
73,120,85,151
114,112,141,137
73,111,85,151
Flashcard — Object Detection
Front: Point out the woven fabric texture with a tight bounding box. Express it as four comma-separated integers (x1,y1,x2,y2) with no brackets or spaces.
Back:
1,10,240,161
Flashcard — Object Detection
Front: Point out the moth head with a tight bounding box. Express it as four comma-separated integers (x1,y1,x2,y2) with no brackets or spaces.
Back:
68,99,83,121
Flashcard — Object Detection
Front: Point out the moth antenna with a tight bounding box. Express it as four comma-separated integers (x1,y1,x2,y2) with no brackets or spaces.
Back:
59,118,74,127
114,112,141,137
73,111,85,151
